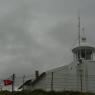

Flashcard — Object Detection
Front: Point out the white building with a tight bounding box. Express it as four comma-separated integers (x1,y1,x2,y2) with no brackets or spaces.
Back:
19,35,95,93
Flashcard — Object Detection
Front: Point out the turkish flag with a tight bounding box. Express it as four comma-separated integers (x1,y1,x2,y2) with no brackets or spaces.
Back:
3,80,13,86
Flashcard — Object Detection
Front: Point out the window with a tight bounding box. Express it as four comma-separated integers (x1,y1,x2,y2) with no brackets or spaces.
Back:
76,48,92,60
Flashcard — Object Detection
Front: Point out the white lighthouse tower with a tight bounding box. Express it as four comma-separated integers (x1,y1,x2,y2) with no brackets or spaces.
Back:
71,17,95,92
72,33,95,92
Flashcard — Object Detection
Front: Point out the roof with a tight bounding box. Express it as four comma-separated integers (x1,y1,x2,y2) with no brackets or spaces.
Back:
32,72,46,86
18,72,46,89
74,42,94,48
46,65,68,73
18,79,32,89
72,39,95,52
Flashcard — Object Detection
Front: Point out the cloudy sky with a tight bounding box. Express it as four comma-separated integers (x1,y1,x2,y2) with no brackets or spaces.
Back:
0,0,95,79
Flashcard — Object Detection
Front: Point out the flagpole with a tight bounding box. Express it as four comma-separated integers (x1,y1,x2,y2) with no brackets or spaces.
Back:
12,74,15,94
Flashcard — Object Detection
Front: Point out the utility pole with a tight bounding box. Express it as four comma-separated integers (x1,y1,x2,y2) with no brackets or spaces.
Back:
12,74,15,94
80,69,83,93
51,72,54,91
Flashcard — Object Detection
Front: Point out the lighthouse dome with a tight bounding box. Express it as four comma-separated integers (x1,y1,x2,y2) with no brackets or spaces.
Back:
72,37,95,61
72,38,95,52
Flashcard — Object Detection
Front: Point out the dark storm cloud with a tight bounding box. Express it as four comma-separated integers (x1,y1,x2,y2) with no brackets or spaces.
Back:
0,0,41,78
0,0,95,79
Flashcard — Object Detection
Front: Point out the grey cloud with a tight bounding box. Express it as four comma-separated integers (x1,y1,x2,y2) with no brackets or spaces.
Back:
31,0,95,16
0,0,95,80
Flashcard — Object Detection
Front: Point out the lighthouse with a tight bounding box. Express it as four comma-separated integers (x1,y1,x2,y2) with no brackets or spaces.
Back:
71,15,95,92
18,17,95,93
71,34,95,92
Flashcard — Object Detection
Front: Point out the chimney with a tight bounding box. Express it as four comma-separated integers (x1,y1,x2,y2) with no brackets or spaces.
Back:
35,70,39,79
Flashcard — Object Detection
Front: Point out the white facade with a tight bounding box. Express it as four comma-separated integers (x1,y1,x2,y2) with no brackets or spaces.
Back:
31,61,95,93
29,37,95,93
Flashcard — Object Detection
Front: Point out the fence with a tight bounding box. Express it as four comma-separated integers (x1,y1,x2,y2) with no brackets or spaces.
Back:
1,73,95,93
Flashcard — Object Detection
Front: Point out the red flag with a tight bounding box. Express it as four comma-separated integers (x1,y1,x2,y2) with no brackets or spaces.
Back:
3,80,13,86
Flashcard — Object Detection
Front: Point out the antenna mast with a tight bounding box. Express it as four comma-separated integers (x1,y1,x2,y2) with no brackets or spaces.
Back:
82,26,86,42
77,11,83,92
78,13,81,47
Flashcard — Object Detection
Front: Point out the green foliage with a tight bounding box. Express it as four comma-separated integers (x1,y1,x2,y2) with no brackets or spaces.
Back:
0,90,11,95
0,90,95,95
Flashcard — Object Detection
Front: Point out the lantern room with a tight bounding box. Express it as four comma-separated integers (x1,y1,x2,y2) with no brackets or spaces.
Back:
72,37,95,61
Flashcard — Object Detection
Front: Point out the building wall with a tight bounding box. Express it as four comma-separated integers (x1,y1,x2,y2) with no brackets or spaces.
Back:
32,64,78,91
31,60,95,93
85,61,95,92
32,77,47,90
32,65,68,91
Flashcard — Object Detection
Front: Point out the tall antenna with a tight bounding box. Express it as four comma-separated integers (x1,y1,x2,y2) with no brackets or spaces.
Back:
82,26,86,42
77,11,83,92
78,11,81,47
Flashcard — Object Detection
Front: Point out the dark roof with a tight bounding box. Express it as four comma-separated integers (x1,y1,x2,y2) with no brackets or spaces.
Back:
32,72,46,86
18,72,46,89
18,79,32,89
